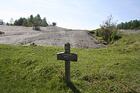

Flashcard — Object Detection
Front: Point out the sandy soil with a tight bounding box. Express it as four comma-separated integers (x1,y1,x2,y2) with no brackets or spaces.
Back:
0,26,101,48
120,29,140,34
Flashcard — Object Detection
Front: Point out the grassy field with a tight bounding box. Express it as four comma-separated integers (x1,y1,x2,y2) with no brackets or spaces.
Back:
0,33,140,93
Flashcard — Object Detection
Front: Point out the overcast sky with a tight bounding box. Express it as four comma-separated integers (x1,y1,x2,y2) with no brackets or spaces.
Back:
0,0,140,29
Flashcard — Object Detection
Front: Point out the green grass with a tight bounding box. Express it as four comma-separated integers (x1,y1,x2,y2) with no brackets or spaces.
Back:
0,33,140,93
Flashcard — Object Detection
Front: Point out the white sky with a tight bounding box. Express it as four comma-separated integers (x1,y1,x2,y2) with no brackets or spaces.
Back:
0,0,140,29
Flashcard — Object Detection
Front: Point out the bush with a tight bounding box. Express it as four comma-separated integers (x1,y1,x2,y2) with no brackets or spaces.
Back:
33,25,41,31
52,22,56,26
96,29,103,37
98,15,121,44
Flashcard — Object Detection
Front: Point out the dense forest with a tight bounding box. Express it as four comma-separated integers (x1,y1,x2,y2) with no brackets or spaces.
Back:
117,19,140,29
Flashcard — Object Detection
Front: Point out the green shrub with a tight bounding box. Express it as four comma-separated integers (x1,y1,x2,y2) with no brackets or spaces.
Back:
98,15,121,44
96,29,103,37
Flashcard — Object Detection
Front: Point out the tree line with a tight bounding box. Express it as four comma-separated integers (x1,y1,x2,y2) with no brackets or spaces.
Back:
6,14,57,30
14,14,48,27
117,19,140,29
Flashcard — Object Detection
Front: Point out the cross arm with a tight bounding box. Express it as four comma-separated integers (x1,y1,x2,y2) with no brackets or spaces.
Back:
57,52,77,61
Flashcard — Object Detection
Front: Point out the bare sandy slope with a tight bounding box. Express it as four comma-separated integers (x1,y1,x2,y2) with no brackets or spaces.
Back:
120,29,140,34
0,26,101,48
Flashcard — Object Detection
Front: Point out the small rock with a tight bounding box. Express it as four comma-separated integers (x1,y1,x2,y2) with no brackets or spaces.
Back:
30,43,37,46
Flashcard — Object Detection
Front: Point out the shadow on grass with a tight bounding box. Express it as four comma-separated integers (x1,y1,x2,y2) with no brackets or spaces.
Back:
67,81,81,93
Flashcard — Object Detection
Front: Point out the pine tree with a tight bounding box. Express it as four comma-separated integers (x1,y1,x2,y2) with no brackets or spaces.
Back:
41,17,48,27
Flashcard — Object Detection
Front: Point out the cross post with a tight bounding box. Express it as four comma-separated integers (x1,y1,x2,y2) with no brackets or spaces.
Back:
57,43,78,84
65,43,70,82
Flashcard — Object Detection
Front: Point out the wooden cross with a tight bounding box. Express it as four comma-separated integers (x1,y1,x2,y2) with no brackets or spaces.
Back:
57,43,78,83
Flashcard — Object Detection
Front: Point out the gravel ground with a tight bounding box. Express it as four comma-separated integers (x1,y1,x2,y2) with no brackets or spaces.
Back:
0,26,101,48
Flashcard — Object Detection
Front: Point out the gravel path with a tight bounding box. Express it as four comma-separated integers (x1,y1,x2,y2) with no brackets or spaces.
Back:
0,26,101,48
